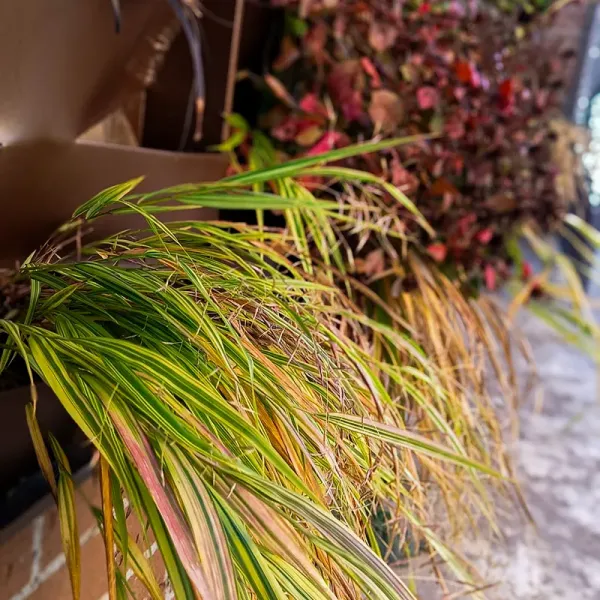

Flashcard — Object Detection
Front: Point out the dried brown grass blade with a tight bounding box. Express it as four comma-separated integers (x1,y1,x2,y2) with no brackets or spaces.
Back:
25,403,58,499
100,457,118,600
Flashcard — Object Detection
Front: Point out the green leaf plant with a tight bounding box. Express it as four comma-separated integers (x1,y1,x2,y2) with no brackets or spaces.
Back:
2,143,515,599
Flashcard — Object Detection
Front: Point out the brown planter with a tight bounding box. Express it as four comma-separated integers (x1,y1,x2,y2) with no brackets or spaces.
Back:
0,0,248,267
0,381,92,529
0,0,262,528
0,140,228,265
0,144,228,525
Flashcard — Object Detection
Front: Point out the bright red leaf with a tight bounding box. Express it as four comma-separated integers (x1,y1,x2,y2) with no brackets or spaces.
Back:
455,60,480,87
498,78,515,112
455,60,472,83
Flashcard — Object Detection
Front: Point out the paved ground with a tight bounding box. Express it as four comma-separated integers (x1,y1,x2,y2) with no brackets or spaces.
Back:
474,4,600,596
410,306,600,599
420,302,600,600
464,310,600,600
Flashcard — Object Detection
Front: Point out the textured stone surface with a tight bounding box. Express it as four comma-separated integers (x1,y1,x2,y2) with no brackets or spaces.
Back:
467,310,600,600
409,307,600,600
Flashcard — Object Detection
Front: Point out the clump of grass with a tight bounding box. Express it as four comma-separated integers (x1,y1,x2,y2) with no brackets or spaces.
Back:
133,133,526,592
1,172,509,599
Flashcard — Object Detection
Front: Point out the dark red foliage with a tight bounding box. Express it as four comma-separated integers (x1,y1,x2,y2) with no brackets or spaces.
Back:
259,0,575,289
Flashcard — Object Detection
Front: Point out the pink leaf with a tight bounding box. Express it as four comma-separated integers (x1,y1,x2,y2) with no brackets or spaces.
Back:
427,243,447,263
306,131,348,156
361,57,382,88
454,86,466,101
476,227,493,244
484,264,496,290
299,93,327,116
390,155,419,192
416,86,439,110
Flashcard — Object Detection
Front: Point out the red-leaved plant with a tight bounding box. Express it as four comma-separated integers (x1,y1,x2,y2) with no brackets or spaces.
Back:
257,0,578,291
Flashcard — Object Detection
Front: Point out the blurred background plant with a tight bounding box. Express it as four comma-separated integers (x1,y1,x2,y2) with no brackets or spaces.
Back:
245,0,585,296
